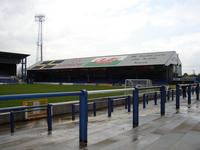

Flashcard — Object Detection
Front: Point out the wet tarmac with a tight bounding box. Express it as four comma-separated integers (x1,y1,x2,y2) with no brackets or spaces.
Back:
0,96,200,150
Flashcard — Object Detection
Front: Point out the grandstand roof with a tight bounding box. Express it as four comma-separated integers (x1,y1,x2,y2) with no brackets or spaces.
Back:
0,51,29,64
28,51,181,70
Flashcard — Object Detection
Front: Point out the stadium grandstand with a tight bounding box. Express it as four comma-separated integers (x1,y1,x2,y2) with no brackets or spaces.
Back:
27,51,182,85
0,51,29,83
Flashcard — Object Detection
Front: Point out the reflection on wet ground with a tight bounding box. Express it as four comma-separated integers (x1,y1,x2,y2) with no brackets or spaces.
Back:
0,96,200,150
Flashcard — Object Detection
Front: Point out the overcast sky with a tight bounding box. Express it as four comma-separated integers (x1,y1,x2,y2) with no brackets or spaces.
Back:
0,0,200,73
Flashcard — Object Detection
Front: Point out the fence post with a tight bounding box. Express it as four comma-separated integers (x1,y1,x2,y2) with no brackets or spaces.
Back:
160,86,166,116
143,94,146,109
79,90,88,147
146,94,149,104
127,96,131,112
196,84,199,100
182,86,187,99
188,85,191,105
167,90,170,101
72,104,76,121
108,98,112,117
111,99,114,112
93,102,96,117
192,86,195,95
179,88,182,97
176,84,180,109
172,90,174,101
154,92,157,105
125,98,128,109
47,104,53,132
10,111,15,133
133,88,139,128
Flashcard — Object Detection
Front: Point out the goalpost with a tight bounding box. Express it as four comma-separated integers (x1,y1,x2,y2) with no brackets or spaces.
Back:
125,79,152,95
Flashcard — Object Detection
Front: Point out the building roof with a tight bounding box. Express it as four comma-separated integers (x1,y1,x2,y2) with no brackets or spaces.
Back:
0,51,29,64
28,51,181,70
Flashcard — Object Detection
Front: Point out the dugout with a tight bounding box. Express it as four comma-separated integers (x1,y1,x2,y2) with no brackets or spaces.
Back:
27,51,182,85
0,51,29,82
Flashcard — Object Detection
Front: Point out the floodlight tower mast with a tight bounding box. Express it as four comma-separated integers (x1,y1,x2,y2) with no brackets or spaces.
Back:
35,14,45,62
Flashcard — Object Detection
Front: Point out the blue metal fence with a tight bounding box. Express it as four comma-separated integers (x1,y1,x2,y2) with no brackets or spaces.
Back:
0,84,199,147
0,91,86,145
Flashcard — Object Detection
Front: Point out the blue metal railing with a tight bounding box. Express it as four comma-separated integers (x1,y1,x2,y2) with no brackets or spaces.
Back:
0,91,81,101
0,91,86,145
0,83,199,147
71,95,129,120
0,105,47,113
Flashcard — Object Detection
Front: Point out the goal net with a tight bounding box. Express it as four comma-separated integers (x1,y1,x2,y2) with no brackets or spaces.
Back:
125,79,152,95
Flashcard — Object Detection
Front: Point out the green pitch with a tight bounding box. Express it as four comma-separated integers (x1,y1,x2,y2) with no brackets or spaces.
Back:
0,84,123,108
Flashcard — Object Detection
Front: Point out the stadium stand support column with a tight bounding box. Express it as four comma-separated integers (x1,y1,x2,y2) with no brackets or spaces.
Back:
21,58,27,81
25,58,27,78
21,59,24,80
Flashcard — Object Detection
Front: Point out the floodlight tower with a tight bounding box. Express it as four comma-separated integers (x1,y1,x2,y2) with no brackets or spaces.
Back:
35,14,45,62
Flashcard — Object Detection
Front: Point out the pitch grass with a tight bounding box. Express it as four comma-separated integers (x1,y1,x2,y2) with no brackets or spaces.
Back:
0,84,124,108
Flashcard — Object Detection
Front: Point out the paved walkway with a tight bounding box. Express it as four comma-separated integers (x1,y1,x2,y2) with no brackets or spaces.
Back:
0,96,200,150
